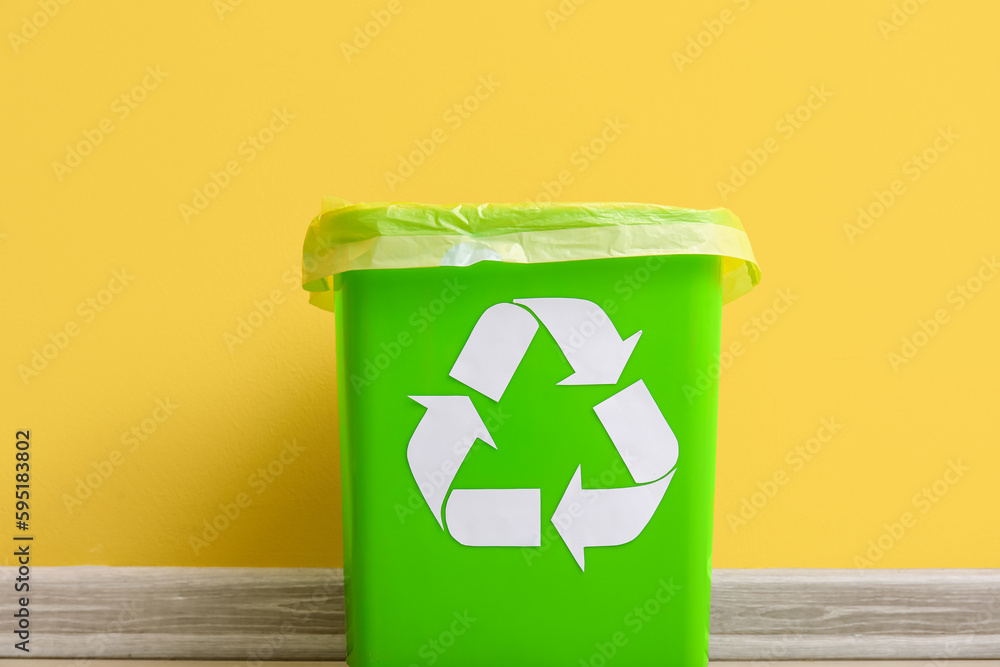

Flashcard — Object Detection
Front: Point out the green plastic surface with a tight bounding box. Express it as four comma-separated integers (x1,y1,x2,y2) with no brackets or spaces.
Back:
334,254,722,667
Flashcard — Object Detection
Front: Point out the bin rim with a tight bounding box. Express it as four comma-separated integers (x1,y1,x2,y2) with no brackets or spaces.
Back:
303,198,760,311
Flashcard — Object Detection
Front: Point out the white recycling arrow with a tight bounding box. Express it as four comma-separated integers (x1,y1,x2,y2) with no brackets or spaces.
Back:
552,466,676,571
513,298,641,385
445,488,541,547
593,380,678,484
450,303,539,401
407,395,495,528
407,296,679,570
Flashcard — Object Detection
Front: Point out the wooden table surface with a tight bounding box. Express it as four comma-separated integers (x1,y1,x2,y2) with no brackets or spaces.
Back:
6,566,999,662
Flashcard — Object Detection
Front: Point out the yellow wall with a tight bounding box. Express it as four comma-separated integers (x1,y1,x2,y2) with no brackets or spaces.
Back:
2,0,997,568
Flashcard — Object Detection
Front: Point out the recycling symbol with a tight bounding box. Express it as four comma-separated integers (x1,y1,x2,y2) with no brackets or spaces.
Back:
407,298,678,571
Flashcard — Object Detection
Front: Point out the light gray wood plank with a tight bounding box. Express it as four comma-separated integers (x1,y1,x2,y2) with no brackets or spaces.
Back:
1,566,997,660
709,568,1000,660
1,566,343,659
710,635,1000,661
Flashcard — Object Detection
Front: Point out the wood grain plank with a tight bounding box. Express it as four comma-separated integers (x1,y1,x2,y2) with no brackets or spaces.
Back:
1,567,997,660
1,567,343,659
709,569,1000,660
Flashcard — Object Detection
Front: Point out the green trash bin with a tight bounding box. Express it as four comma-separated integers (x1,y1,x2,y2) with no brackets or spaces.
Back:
302,199,760,667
